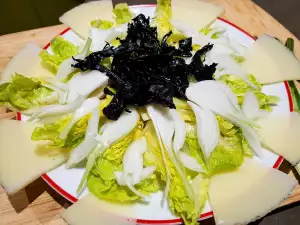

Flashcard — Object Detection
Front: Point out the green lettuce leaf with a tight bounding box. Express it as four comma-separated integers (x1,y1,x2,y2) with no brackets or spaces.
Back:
200,27,213,36
174,98,196,123
87,121,160,202
218,74,280,111
154,0,173,40
31,114,90,148
185,123,208,173
208,136,244,175
0,74,57,111
191,175,210,219
39,36,78,73
154,0,186,43
217,116,253,157
50,36,78,57
91,19,114,29
192,44,201,51
231,53,246,64
143,121,202,225
113,3,132,25
207,116,254,175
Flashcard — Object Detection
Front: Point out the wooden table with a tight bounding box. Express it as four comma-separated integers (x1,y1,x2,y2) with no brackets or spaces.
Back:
1,0,300,224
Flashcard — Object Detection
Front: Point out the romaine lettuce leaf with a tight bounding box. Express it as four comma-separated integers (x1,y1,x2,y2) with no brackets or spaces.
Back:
174,98,196,123
88,171,159,202
91,19,114,29
113,3,132,25
208,136,244,175
39,36,78,73
0,74,57,111
154,0,187,43
31,95,110,149
87,121,160,201
143,121,201,225
217,115,253,157
185,123,208,173
153,0,172,40
192,44,201,51
218,74,280,111
50,36,78,58
231,53,246,64
183,116,251,176
31,114,90,148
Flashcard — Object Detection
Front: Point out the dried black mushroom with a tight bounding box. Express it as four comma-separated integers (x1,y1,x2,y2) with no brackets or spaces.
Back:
73,14,217,120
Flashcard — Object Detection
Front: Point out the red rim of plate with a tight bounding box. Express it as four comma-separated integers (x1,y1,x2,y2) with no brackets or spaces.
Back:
16,4,291,224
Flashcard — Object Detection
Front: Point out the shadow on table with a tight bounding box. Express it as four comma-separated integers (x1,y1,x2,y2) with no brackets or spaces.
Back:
8,177,71,213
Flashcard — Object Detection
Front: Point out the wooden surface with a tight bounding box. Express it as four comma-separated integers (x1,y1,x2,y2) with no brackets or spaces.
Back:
1,0,300,224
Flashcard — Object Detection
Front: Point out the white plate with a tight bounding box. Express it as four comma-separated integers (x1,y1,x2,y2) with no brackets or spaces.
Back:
19,4,292,224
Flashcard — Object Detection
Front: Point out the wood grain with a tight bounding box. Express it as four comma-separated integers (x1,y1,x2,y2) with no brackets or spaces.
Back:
1,1,300,224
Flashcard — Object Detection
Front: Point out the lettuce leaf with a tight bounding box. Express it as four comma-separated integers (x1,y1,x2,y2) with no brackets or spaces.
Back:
31,95,112,148
31,114,90,148
153,0,172,40
91,19,114,29
218,74,280,111
208,136,244,175
88,171,159,202
154,0,186,43
183,116,251,176
231,53,246,64
113,3,132,25
143,121,201,225
39,36,78,73
174,98,196,123
207,116,254,175
185,123,208,173
0,74,57,111
87,121,160,202
50,36,78,57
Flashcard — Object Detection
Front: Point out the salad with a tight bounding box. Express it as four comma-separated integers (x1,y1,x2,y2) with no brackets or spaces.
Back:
1,1,300,225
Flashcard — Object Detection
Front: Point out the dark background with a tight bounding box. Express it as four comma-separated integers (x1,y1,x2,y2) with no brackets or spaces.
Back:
1,0,300,224
1,0,300,39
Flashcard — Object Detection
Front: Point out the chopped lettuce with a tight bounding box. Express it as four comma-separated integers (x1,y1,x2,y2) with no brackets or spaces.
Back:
0,74,57,111
39,36,78,73
113,3,132,25
87,121,160,201
143,121,202,225
91,19,114,29
218,74,280,111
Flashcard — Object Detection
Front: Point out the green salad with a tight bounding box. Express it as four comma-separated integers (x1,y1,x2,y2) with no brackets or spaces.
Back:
0,1,284,225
